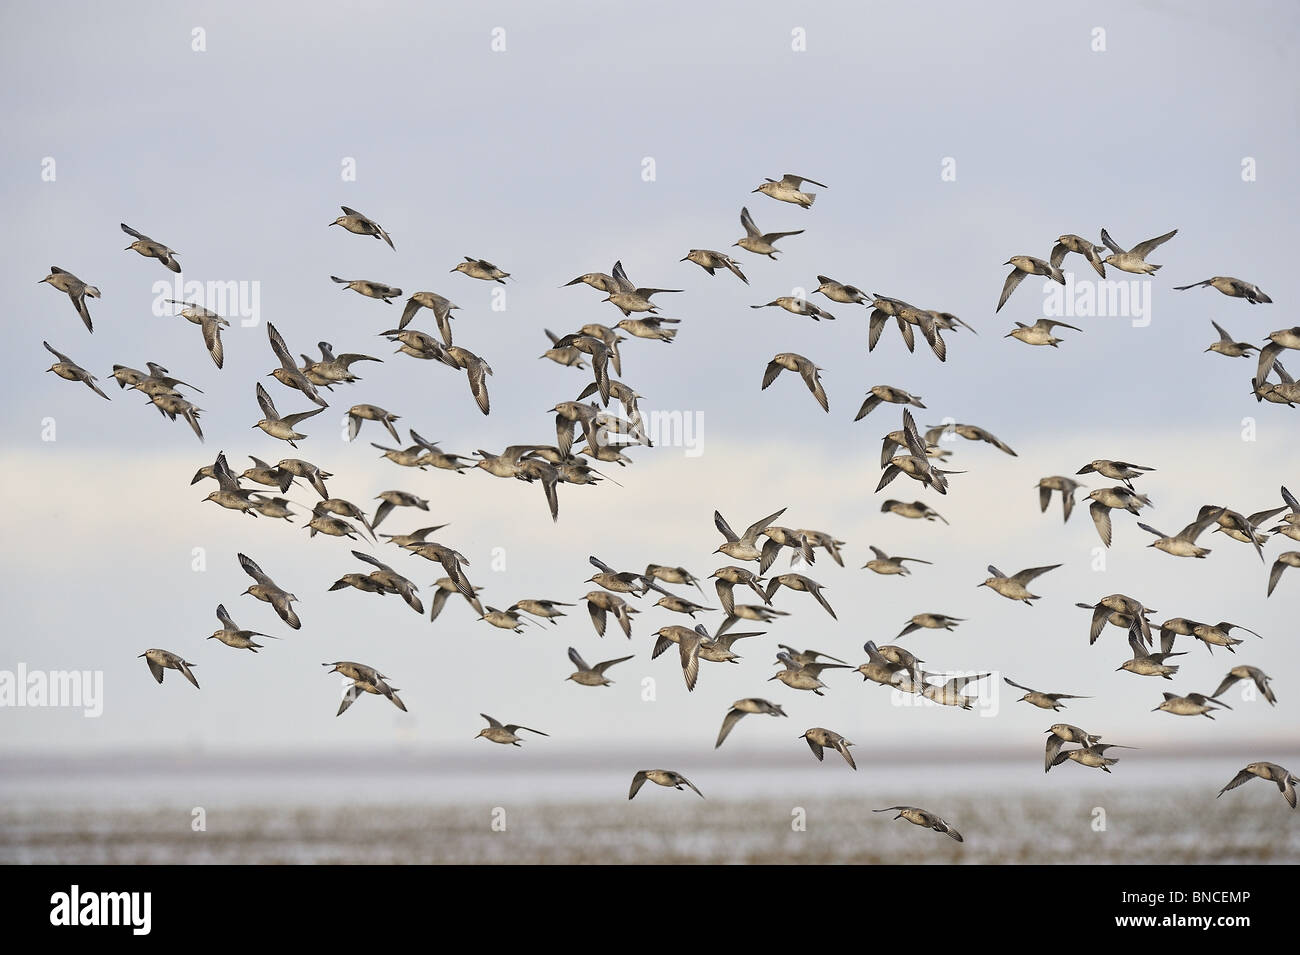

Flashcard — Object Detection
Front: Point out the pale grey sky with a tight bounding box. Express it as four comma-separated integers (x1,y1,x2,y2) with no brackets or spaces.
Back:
1,1,1298,766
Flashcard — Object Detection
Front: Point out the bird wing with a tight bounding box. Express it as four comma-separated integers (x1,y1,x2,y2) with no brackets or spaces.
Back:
43,341,75,364
1210,672,1240,698
628,771,649,800
593,654,633,675
266,322,296,371
1098,228,1126,254
879,437,901,469
565,646,591,672
238,553,272,586
901,409,929,462
715,708,745,748
351,550,395,574
836,740,857,770
977,427,1017,455
1044,734,1065,772
739,206,760,238
610,260,636,293
427,586,452,623
1178,506,1224,542
799,362,829,412
713,510,741,543
336,684,361,717
1003,677,1035,693
480,713,503,729
761,359,784,390
282,406,325,428
996,268,1026,313
201,317,225,369
742,507,787,543
947,672,989,691
1012,564,1061,585
811,585,837,620
679,632,701,691
466,360,492,415
1217,769,1255,798
803,661,848,677
505,725,548,737
1131,229,1177,259
867,311,888,351
678,774,704,798
1089,502,1114,548
588,603,608,637
255,382,279,420
804,736,825,761
783,173,827,188
371,498,396,529
398,297,423,330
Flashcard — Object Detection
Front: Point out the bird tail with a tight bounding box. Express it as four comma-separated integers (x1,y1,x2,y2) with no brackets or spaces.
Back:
85,285,102,298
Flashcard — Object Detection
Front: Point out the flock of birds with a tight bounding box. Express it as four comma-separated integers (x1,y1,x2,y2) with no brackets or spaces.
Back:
37,172,1299,844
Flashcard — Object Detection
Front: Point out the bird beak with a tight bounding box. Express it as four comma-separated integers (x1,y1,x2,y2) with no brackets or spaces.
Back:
679,256,689,262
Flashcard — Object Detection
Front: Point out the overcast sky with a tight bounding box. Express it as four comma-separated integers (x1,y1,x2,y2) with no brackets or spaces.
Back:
2,1,1298,764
